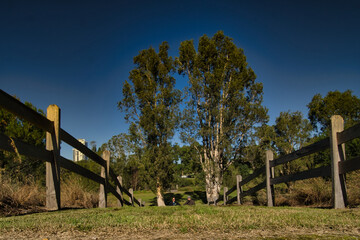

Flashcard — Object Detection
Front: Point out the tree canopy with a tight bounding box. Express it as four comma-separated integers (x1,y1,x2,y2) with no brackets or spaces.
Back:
308,90,360,132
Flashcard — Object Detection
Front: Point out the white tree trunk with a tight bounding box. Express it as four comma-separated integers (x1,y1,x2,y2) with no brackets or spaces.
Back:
205,172,221,204
156,185,166,206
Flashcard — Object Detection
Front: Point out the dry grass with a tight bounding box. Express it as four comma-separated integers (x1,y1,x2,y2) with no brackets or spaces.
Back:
0,178,45,216
288,177,332,207
0,176,99,216
347,170,360,207
61,178,98,209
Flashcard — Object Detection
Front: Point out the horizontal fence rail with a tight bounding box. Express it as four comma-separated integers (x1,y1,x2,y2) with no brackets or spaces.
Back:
0,89,53,133
222,115,360,209
0,89,143,210
271,138,330,167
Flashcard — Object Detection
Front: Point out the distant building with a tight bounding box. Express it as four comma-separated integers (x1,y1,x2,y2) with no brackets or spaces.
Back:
73,139,88,162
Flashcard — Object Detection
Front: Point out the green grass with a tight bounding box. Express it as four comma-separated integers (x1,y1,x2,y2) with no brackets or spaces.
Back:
108,188,208,206
1,205,360,239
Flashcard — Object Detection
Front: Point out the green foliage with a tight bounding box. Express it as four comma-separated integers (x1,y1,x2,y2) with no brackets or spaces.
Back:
307,90,360,133
101,133,146,190
242,124,276,169
272,111,312,189
118,42,181,195
172,143,201,177
0,100,46,183
274,111,312,155
307,90,360,166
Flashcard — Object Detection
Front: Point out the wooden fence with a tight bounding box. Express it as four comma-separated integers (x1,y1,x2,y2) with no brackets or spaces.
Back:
222,115,360,209
0,89,142,210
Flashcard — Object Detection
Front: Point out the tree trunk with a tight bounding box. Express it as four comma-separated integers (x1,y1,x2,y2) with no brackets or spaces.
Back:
205,171,221,204
201,146,222,204
156,182,165,206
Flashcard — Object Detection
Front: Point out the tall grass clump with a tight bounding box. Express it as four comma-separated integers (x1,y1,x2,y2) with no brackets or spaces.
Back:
347,170,360,207
288,178,332,206
61,177,98,209
0,176,45,216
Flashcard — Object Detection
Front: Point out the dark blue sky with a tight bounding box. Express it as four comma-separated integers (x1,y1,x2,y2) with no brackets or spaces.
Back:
1,0,360,159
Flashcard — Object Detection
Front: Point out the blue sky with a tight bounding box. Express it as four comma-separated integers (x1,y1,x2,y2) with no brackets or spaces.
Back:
1,0,359,160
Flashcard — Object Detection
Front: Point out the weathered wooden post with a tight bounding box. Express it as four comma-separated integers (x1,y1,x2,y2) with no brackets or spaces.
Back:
236,175,242,205
129,188,134,206
330,115,347,209
265,150,274,207
99,150,110,208
223,187,228,205
46,105,61,210
116,175,123,207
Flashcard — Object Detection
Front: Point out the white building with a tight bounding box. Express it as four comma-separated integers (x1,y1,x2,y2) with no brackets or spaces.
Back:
73,139,88,162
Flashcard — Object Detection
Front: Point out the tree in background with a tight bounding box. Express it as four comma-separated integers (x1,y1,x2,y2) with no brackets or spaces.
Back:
0,100,45,183
242,124,276,170
100,133,145,191
308,90,360,165
172,143,203,187
178,31,268,203
274,111,312,155
273,111,312,189
119,42,181,206
173,144,202,177
308,90,360,133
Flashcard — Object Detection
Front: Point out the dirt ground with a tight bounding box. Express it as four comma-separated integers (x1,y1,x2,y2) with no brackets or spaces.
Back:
0,228,359,240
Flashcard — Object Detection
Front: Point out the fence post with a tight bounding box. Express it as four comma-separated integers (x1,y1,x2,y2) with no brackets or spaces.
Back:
266,150,274,207
46,105,61,210
223,187,228,205
116,176,123,207
129,188,134,206
99,150,110,208
236,175,242,205
330,115,347,209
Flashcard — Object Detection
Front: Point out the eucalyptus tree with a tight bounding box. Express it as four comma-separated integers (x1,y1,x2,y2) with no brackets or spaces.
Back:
118,42,181,206
177,31,268,203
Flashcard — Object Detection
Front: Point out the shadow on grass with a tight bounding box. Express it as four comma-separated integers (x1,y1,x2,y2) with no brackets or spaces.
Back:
184,191,208,204
148,190,209,206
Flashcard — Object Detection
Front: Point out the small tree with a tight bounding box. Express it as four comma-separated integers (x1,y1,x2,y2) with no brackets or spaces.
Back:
178,31,268,203
119,42,181,206
273,111,312,189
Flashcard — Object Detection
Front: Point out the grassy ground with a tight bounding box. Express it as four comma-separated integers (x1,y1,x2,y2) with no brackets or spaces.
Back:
108,188,209,207
1,205,359,239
